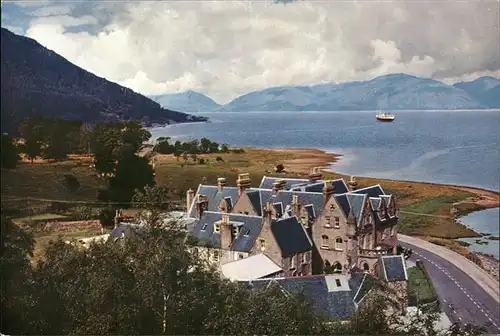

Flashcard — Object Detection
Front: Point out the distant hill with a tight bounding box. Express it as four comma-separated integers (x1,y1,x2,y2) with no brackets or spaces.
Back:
151,90,221,112
218,73,490,112
0,28,206,134
453,76,500,108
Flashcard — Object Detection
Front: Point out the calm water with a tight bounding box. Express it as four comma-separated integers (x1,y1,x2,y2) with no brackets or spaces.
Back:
152,110,500,192
458,208,500,258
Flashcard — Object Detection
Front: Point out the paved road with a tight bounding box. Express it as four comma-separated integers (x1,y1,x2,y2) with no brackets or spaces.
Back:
400,241,500,334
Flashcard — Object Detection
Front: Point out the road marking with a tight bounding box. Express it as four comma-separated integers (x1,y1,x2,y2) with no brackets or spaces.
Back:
412,250,500,329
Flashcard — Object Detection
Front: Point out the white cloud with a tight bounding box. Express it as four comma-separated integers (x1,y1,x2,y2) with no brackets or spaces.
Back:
17,0,500,103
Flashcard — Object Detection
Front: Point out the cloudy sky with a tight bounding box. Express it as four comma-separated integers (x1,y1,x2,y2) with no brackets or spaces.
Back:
2,0,499,103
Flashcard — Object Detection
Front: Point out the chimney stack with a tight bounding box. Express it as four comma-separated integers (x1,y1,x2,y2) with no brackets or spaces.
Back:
196,194,208,219
348,176,358,191
323,181,334,203
114,209,122,229
217,177,227,192
264,201,273,219
220,214,233,249
186,188,195,212
236,173,251,195
291,194,301,217
309,167,323,182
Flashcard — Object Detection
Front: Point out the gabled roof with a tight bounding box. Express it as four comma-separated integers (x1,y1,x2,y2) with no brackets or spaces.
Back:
188,185,249,218
221,254,282,281
346,193,367,226
189,212,263,252
351,273,376,304
243,275,356,320
369,197,382,211
246,190,262,216
380,255,408,282
271,216,313,257
260,190,324,220
259,176,310,190
352,184,385,198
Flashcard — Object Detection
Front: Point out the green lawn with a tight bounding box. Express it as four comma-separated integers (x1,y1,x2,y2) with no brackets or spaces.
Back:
407,266,437,305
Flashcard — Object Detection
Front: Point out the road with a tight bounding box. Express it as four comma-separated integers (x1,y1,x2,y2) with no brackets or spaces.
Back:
399,241,500,334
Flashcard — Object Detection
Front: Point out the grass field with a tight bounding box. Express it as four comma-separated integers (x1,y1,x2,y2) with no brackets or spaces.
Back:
407,266,438,305
1,148,495,239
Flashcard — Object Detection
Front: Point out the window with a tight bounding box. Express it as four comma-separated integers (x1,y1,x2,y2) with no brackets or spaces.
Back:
238,253,244,259
325,216,331,227
332,261,342,273
362,262,369,272
259,239,266,250
334,216,340,228
329,204,335,211
335,237,343,250
335,279,341,287
367,214,373,225
290,255,296,269
244,228,251,236
201,223,208,231
321,235,329,248
213,223,220,233
301,253,307,264
232,226,240,236
213,250,219,262
244,211,249,215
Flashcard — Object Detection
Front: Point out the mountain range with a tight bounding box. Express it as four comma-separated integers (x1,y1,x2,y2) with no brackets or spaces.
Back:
152,74,500,112
0,28,205,134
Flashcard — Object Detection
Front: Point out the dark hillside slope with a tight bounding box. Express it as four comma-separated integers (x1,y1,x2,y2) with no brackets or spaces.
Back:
0,28,205,133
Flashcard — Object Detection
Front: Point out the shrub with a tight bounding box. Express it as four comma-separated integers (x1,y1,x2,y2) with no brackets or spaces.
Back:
62,174,80,192
99,207,116,229
215,156,224,162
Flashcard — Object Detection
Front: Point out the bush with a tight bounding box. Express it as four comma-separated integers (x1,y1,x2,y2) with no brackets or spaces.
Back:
62,174,80,192
275,163,285,173
215,156,224,162
99,207,116,229
231,148,245,154
73,206,93,220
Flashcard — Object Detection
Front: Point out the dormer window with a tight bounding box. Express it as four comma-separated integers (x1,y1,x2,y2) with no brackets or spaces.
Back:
201,223,208,231
232,226,240,236
243,228,251,236
214,223,220,233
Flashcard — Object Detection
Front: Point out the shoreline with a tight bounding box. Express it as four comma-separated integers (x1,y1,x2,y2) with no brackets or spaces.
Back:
264,147,499,209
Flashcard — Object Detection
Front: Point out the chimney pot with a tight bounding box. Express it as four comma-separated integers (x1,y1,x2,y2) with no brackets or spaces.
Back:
309,167,323,182
217,177,227,191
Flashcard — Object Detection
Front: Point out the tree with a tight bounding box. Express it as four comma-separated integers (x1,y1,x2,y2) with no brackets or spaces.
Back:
1,134,20,168
99,207,116,229
275,163,285,173
132,185,173,227
154,137,174,154
221,144,230,153
106,154,155,203
0,217,35,334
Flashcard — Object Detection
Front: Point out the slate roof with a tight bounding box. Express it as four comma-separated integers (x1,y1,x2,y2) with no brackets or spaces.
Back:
107,223,146,241
380,255,408,282
246,190,262,215
353,184,386,198
189,211,263,252
188,185,245,218
259,176,310,190
259,190,325,220
243,275,357,320
288,178,349,194
271,216,313,257
369,197,382,211
352,273,376,304
346,193,367,226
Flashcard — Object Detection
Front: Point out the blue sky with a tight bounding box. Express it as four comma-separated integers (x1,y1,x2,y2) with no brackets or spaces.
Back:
2,0,499,103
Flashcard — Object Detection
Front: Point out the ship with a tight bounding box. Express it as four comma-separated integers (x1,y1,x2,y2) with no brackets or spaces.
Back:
376,111,395,122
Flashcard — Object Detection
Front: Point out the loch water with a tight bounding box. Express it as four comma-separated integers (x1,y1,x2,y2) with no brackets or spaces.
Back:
151,110,500,253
